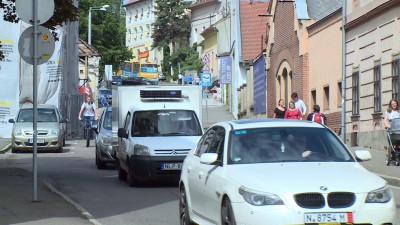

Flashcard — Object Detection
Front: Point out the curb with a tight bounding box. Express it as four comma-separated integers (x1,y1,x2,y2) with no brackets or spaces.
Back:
41,179,102,225
0,143,11,154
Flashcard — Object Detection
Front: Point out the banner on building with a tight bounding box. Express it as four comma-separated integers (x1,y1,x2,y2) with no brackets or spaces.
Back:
253,55,266,115
138,50,149,59
0,12,20,138
219,56,232,84
19,23,63,107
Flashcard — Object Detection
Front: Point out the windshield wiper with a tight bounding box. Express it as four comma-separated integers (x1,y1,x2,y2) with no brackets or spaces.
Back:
160,131,191,136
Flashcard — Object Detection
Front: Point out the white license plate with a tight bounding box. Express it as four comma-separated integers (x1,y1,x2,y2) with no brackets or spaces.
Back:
304,212,353,224
161,163,182,170
28,139,45,144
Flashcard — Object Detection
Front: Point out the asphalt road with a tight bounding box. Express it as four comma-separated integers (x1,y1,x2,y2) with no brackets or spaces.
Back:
1,139,399,225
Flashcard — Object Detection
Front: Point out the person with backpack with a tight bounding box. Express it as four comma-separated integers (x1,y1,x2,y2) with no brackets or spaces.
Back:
307,105,326,125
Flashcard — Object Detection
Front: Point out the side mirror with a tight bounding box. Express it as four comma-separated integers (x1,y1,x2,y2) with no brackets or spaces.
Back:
354,150,371,162
8,119,15,123
200,153,218,164
118,128,128,139
91,124,99,134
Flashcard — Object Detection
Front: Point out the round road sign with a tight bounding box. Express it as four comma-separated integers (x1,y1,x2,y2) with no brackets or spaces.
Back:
16,0,55,25
18,26,55,65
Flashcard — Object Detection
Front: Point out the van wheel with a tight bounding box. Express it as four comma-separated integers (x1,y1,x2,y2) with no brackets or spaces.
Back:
117,160,127,181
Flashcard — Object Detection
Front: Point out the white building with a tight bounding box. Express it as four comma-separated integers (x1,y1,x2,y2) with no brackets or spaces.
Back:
123,0,163,64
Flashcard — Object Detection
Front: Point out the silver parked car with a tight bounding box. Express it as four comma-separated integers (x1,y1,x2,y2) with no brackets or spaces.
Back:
93,106,115,169
9,104,67,153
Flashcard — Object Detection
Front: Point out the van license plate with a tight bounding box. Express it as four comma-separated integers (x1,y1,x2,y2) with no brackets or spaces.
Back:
304,212,352,224
161,163,182,170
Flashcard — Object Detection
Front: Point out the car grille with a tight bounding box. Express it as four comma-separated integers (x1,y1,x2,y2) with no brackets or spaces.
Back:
327,192,355,208
294,193,325,208
24,130,49,135
294,192,356,209
154,149,190,155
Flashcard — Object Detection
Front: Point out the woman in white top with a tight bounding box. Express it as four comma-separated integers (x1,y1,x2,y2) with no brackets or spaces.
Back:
384,99,399,128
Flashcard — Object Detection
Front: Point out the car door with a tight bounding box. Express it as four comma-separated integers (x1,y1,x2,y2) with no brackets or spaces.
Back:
197,126,226,222
119,112,132,168
186,127,217,217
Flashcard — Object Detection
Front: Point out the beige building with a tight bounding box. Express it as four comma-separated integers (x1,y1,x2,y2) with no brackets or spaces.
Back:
308,9,342,134
345,0,400,148
201,26,218,81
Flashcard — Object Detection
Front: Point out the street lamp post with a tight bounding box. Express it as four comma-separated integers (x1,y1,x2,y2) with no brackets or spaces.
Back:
88,4,110,45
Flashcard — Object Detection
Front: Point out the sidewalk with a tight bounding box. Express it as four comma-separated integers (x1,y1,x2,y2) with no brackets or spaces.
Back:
0,167,95,225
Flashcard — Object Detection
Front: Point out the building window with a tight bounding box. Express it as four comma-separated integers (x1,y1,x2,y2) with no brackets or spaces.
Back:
311,90,316,107
392,59,400,101
337,82,342,108
323,86,330,110
373,65,381,112
352,71,359,115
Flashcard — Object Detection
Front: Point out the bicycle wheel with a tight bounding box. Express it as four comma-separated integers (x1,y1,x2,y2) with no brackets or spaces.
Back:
86,126,90,147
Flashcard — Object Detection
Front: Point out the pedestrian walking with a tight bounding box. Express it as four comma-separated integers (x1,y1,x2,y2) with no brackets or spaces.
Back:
307,105,326,125
291,92,307,116
178,73,184,85
284,100,302,120
273,99,286,119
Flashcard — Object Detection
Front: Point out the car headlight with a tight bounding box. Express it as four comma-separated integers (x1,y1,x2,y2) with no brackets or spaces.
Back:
366,185,392,203
134,144,150,156
239,186,284,206
14,128,22,136
51,128,60,135
100,136,112,145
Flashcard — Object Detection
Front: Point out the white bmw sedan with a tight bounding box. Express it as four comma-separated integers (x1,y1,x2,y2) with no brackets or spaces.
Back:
179,119,396,225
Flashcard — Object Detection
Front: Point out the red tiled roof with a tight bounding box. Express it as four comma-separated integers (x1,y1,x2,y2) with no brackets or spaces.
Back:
240,1,270,61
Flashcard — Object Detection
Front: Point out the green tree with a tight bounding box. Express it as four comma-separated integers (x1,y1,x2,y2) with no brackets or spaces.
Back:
79,0,131,78
152,0,191,51
0,0,79,60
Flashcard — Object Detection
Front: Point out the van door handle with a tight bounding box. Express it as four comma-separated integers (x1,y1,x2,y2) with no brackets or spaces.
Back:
198,171,204,179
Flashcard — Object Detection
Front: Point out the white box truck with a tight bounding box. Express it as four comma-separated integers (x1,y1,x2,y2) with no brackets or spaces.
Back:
112,85,203,186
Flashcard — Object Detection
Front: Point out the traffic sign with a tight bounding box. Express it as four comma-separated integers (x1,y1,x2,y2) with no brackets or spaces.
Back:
201,72,212,86
18,26,55,65
16,0,55,25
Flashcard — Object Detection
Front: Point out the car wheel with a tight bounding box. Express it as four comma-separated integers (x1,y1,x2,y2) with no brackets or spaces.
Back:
386,154,391,166
179,186,193,225
96,154,107,170
117,160,127,181
11,148,18,153
127,162,139,187
63,137,66,147
221,197,236,225
57,145,63,153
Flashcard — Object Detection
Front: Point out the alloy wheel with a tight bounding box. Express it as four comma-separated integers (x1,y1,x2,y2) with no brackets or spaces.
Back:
179,186,192,225
221,198,235,225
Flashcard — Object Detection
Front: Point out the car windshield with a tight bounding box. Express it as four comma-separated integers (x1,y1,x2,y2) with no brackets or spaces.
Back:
103,110,112,130
131,110,202,137
17,108,58,123
228,127,354,164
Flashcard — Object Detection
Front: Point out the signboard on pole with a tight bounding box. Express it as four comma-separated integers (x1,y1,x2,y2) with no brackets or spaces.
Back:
201,72,212,86
18,26,55,65
16,0,54,24
219,56,232,84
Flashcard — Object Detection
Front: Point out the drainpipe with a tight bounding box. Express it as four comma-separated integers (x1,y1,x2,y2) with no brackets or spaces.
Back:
341,3,346,142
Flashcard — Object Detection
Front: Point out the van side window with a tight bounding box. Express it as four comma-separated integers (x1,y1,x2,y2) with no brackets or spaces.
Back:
124,113,131,133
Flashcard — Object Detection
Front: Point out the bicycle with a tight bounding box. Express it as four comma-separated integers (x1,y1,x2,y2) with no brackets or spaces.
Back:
83,116,95,147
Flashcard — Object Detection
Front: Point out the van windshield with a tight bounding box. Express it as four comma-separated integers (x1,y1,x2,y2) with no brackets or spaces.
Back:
131,110,202,137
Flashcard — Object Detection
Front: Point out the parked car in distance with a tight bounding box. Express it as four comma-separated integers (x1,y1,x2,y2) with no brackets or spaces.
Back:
112,75,122,86
179,119,396,225
98,86,112,106
136,77,157,85
121,76,148,85
93,106,114,169
158,72,166,81
9,104,67,153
